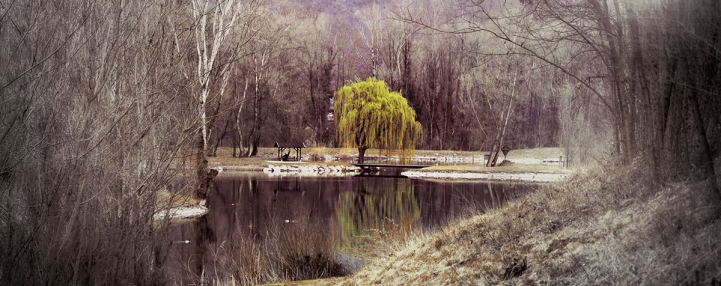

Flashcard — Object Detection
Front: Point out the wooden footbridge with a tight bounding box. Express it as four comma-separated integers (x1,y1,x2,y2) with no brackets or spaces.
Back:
353,163,431,169
353,163,431,177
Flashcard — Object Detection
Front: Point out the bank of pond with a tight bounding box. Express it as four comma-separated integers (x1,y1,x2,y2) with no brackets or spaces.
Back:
166,173,539,284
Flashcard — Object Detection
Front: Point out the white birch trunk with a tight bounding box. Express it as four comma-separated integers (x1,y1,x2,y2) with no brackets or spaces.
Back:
192,0,239,152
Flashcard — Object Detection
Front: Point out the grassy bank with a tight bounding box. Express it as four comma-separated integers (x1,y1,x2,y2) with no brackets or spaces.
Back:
342,158,721,285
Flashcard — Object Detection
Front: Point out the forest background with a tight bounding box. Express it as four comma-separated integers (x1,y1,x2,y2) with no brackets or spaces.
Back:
1,0,719,284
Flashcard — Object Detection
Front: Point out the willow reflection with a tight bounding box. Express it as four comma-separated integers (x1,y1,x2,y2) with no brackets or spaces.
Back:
167,174,535,283
335,177,421,249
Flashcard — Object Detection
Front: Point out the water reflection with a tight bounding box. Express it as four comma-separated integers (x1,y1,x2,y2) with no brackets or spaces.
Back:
336,177,420,248
167,174,534,283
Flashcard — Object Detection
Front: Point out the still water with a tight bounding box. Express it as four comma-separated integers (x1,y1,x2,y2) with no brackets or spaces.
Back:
167,173,535,283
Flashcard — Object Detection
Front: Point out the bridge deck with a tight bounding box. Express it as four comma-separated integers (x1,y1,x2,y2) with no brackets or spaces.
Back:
353,163,431,169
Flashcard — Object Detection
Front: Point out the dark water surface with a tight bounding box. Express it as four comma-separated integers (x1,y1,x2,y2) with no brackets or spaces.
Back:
167,173,536,283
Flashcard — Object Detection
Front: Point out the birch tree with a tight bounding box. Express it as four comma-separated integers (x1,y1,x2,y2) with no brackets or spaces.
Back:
192,0,240,152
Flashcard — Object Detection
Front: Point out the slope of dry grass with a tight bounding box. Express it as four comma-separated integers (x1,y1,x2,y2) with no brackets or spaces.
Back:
342,158,721,285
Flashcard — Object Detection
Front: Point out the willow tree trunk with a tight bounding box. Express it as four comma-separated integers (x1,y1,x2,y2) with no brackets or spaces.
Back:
358,147,367,164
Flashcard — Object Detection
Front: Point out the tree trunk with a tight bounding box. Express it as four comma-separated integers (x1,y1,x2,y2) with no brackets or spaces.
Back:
689,77,720,201
358,147,367,164
488,68,519,167
195,130,209,199
591,0,633,161
210,119,229,157
235,78,249,157
612,0,636,158
200,87,209,153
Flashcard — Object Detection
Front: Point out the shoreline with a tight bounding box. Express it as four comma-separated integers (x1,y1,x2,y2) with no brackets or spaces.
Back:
211,161,570,183
162,147,571,223
401,170,568,183
153,203,208,224
159,163,568,222
154,189,208,224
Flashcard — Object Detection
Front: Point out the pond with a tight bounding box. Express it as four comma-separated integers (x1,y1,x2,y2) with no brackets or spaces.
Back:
166,173,536,284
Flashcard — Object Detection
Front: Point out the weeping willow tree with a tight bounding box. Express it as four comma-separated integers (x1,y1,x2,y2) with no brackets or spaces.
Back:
334,78,422,164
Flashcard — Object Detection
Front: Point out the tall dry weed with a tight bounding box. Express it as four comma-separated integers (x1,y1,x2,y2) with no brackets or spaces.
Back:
210,218,349,285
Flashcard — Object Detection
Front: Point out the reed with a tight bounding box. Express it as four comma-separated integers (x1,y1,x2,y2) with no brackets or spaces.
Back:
212,217,349,285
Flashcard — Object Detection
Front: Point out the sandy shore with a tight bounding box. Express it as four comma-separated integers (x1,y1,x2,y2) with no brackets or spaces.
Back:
153,203,208,223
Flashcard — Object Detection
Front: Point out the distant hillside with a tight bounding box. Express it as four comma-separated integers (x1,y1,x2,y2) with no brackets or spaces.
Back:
288,0,394,15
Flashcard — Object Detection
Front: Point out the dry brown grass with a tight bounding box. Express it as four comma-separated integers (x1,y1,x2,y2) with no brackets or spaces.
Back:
345,158,721,285
156,187,198,208
211,218,350,286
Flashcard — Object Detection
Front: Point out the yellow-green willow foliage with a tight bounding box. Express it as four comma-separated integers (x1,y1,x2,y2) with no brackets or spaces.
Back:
334,78,422,163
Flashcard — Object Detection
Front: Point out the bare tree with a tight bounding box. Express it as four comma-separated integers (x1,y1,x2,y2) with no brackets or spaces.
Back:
1,0,199,284
191,0,240,152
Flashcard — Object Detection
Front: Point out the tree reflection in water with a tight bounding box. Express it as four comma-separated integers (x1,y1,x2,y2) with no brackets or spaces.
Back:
336,177,420,249
167,174,534,284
